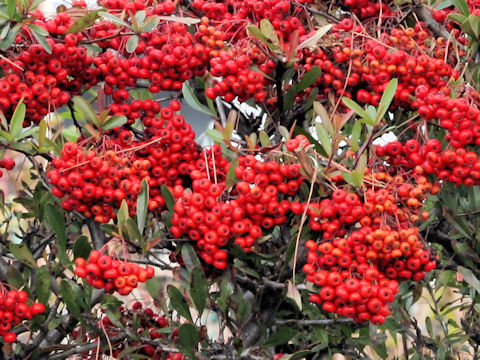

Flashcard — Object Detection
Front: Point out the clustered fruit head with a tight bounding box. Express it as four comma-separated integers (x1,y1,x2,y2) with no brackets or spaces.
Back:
74,301,184,360
74,250,155,295
0,289,45,343
47,99,200,223
0,158,15,178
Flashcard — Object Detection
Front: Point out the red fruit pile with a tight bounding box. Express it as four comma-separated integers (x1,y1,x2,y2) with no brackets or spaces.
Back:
170,153,304,268
376,138,480,186
74,250,154,295
302,169,438,324
75,301,184,360
47,99,200,223
0,289,45,343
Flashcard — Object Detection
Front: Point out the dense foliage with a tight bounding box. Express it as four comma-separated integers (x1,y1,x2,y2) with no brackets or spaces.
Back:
0,0,479,359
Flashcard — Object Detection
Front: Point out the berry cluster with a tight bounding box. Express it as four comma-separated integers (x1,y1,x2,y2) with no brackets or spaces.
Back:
0,289,45,343
170,152,304,268
74,251,155,295
376,138,480,186
47,99,200,223
75,302,184,360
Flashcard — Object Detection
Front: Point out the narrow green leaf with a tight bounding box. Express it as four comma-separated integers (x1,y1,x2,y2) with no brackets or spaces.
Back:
30,29,52,54
179,323,198,359
44,204,69,264
264,327,298,347
0,23,20,50
7,266,24,289
286,280,302,311
35,265,51,304
9,243,38,269
246,24,278,52
342,97,371,122
136,179,149,233
6,0,15,18
284,66,321,111
350,121,362,151
156,15,200,25
146,277,162,299
60,280,82,321
99,11,131,28
140,16,160,32
458,266,480,294
181,243,202,271
452,0,469,15
297,24,333,50
72,96,98,127
14,125,38,141
9,100,25,141
259,130,271,147
315,122,332,156
160,185,174,212
313,101,334,135
225,157,239,188
448,12,468,24
375,78,398,125
0,23,10,40
190,266,208,315
126,35,139,53
205,129,224,143
342,170,363,187
182,81,215,116
134,10,146,27
167,284,193,322
65,9,101,33
73,235,92,259
278,125,290,140
102,115,127,130
26,24,48,36
260,19,279,46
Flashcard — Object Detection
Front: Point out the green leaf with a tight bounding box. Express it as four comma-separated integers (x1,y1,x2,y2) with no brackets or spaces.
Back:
313,101,334,135
101,294,124,328
315,122,332,156
9,243,38,269
9,100,25,141
284,66,321,111
102,115,127,130
260,19,279,46
136,179,149,233
61,127,81,142
297,24,333,50
167,284,193,322
375,78,398,125
286,280,302,311
140,16,160,32
452,0,469,15
458,266,480,294
30,28,52,54
342,170,363,187
181,243,201,271
264,327,298,347
225,157,239,188
205,128,224,143
160,185,174,212
65,9,101,33
134,10,146,27
27,24,48,36
126,35,139,53
246,24,278,52
190,266,208,315
448,12,468,24
7,266,24,289
99,11,131,28
182,81,215,116
6,0,15,18
0,23,10,40
259,130,271,147
14,125,38,141
60,280,82,321
44,203,69,264
0,23,20,50
443,211,474,239
35,265,51,304
179,323,198,359
156,15,200,25
73,235,92,260
73,96,98,127
342,97,371,123
146,277,162,299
